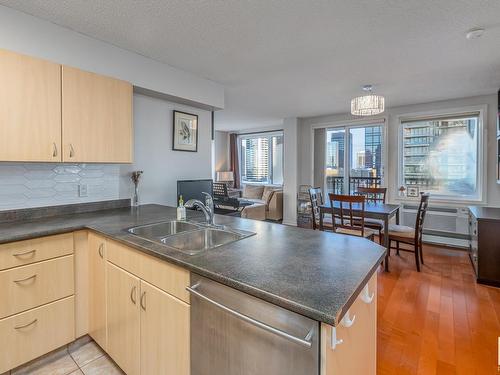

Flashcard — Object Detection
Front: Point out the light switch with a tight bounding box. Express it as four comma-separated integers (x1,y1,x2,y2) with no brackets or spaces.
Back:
78,184,88,197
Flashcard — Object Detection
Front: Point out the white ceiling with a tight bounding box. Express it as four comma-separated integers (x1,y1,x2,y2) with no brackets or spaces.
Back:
2,0,500,131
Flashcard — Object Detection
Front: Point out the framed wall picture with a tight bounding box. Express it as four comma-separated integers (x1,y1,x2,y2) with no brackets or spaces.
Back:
407,186,420,197
173,110,198,152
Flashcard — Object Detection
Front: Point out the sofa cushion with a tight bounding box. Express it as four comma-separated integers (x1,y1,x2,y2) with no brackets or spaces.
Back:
243,184,265,199
262,186,281,205
241,203,266,221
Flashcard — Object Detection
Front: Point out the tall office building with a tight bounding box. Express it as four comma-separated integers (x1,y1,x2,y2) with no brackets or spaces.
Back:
326,131,345,169
364,126,382,174
241,137,269,182
402,118,476,193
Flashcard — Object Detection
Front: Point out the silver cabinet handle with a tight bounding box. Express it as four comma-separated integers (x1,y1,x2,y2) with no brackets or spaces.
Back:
98,243,104,259
140,291,146,311
186,284,314,348
12,249,37,258
340,310,356,328
69,143,75,158
14,318,38,330
360,284,374,304
14,274,37,284
130,286,137,304
52,142,58,157
330,326,343,350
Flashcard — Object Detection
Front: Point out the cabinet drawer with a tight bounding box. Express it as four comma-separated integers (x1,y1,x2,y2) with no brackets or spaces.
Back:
0,255,74,318
0,233,74,271
0,296,75,373
106,238,190,303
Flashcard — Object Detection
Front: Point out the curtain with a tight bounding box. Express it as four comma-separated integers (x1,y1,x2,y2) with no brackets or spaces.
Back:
229,133,240,188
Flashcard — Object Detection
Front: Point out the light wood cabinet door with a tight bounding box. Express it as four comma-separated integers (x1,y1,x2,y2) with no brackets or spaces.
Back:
0,233,74,271
0,296,75,374
0,255,74,319
88,233,107,350
0,49,61,162
140,280,190,375
321,272,377,375
107,239,190,303
62,65,133,163
107,262,140,375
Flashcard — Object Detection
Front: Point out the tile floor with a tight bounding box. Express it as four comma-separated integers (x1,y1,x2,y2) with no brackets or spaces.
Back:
3,336,123,375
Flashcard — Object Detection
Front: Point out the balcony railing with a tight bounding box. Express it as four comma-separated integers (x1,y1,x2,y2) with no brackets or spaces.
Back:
326,176,382,195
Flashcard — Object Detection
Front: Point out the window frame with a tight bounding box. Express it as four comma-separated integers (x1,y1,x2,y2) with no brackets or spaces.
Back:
238,131,284,186
323,121,387,194
397,105,487,203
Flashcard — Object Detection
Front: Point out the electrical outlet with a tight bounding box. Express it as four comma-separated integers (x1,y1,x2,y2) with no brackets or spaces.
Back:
78,184,88,197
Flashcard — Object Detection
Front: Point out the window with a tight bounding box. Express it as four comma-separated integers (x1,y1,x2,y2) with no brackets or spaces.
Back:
240,132,283,185
324,123,384,194
400,113,481,200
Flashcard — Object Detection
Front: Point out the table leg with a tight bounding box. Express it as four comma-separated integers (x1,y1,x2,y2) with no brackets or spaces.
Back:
384,216,390,272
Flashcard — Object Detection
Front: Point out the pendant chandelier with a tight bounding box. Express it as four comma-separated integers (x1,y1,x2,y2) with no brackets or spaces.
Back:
350,85,385,116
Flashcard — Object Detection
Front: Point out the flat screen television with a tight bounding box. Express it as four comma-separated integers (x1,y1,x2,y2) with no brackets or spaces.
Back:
177,179,213,205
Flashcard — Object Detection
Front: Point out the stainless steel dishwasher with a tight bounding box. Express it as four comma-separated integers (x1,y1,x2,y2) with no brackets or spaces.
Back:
188,273,319,375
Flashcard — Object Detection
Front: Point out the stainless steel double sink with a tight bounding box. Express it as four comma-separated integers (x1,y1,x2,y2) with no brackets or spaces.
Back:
127,220,255,255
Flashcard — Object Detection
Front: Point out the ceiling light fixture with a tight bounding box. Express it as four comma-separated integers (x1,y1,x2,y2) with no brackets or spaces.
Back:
351,85,385,116
466,27,485,40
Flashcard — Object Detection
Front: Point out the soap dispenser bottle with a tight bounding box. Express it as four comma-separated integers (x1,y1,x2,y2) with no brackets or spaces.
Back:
177,195,186,220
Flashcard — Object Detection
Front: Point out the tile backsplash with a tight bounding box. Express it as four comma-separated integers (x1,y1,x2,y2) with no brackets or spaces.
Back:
0,163,125,211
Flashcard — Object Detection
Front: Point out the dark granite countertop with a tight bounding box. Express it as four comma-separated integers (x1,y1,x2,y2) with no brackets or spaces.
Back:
0,204,386,325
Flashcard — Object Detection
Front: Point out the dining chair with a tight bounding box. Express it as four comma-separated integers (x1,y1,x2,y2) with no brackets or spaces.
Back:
309,187,333,230
328,193,375,240
356,187,387,243
381,193,430,272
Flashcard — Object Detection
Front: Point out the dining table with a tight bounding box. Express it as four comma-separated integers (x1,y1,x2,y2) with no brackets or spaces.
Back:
319,200,400,272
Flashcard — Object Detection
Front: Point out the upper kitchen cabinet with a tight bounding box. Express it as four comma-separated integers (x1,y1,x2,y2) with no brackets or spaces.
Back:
62,66,133,163
0,49,62,162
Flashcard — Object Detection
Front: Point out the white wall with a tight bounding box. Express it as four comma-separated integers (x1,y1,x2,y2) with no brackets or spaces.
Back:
299,94,500,206
0,5,224,109
214,131,230,174
282,118,299,225
120,94,213,206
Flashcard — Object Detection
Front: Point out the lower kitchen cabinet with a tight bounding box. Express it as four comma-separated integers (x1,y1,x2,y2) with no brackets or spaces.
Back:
321,272,377,375
107,262,141,375
140,280,190,375
0,255,74,319
88,232,107,350
0,296,75,373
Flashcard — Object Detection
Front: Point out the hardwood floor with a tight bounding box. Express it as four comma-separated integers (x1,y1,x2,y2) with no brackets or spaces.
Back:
377,243,500,375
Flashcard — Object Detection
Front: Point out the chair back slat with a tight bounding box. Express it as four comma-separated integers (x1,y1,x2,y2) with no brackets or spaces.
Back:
414,193,430,243
329,193,366,236
309,187,324,230
357,187,387,204
213,182,228,197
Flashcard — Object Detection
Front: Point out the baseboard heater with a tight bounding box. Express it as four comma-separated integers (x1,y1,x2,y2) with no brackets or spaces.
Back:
401,204,470,249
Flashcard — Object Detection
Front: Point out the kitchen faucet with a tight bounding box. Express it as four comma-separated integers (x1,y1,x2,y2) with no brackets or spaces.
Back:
185,192,215,226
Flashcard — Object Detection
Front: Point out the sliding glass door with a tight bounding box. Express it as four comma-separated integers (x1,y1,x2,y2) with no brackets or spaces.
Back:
325,128,346,194
348,125,383,193
322,123,384,195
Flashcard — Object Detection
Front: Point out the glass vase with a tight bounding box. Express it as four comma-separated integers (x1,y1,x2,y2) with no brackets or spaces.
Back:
133,185,139,207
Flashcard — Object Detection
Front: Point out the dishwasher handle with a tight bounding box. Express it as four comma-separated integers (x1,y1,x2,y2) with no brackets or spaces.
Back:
186,283,314,348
